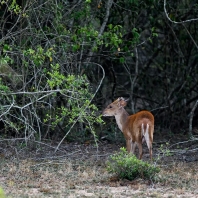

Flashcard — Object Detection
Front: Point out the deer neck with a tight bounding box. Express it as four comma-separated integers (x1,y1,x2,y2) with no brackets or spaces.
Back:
115,108,129,132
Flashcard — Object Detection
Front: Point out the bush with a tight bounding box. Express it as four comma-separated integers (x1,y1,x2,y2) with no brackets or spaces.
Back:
107,147,160,180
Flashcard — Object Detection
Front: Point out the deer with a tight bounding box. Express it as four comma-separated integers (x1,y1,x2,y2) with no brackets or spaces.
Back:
102,97,154,160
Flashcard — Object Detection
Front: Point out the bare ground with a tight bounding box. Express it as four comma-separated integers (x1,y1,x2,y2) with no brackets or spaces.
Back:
0,134,198,198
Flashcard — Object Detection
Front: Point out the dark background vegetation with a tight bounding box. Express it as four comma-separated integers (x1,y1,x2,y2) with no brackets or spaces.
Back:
0,0,198,145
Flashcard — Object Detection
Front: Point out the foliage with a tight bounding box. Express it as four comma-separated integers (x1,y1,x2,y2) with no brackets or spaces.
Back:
0,43,103,140
45,65,104,137
0,187,6,198
0,0,198,141
107,148,160,180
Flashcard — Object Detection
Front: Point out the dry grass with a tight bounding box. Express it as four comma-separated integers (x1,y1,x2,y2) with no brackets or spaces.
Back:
0,141,198,197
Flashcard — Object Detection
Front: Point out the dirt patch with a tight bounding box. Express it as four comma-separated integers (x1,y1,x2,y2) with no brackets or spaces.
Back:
0,136,198,197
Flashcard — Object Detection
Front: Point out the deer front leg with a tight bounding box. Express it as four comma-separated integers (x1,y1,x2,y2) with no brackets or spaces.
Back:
126,139,136,154
131,141,137,154
126,139,132,153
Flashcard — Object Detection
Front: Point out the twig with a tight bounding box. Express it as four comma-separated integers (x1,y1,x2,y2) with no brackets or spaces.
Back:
0,89,73,95
169,138,198,148
164,0,198,24
0,96,15,118
131,47,138,114
188,100,198,138
182,23,198,50
54,62,105,152
87,0,113,62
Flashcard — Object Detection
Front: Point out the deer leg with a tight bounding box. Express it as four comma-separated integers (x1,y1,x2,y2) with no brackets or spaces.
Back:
126,139,132,153
131,141,137,154
126,139,137,155
144,124,153,160
149,145,153,160
137,142,143,159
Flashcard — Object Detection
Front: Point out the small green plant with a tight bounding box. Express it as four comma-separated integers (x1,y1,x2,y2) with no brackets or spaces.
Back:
107,147,160,180
0,187,6,198
159,143,172,156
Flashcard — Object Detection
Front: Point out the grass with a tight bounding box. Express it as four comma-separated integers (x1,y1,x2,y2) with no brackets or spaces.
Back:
0,141,198,197
0,158,109,197
159,162,198,191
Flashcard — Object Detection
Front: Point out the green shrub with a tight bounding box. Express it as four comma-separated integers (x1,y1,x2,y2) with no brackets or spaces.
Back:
107,147,160,180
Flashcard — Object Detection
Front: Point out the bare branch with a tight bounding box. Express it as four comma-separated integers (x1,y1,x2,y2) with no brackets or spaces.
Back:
87,0,113,62
164,0,198,24
54,63,105,152
182,23,198,50
131,47,138,114
189,100,198,138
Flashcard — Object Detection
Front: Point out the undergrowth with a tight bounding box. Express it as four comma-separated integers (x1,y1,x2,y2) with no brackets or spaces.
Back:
107,147,160,180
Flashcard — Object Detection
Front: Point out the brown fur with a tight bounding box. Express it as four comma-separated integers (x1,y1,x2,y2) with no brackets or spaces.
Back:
102,97,154,160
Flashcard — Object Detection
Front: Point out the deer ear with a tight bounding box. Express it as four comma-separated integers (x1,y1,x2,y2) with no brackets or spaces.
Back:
118,97,127,107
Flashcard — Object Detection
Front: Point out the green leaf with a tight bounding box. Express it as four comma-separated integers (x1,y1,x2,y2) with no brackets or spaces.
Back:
119,57,125,63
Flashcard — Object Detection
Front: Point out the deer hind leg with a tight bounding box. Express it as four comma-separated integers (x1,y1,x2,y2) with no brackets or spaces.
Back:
137,142,143,159
144,123,153,160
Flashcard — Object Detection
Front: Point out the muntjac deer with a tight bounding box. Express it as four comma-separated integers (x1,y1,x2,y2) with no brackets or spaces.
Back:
102,97,154,160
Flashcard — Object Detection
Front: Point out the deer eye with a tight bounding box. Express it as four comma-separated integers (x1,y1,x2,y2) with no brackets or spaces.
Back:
109,105,112,109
